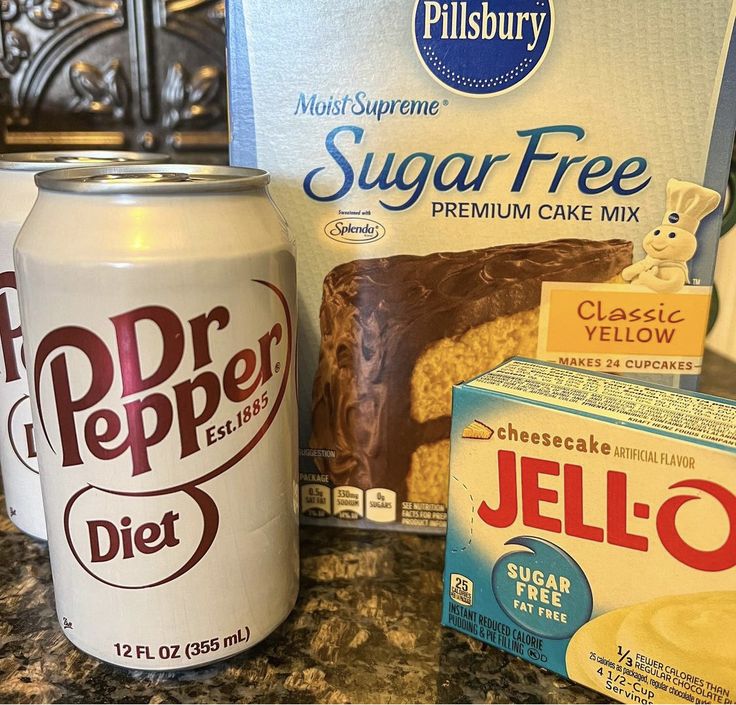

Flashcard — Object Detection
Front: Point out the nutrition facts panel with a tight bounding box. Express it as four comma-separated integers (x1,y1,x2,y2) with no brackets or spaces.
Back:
469,358,736,448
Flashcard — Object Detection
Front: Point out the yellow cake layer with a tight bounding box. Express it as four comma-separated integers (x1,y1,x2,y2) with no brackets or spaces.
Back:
407,440,450,505
410,308,539,423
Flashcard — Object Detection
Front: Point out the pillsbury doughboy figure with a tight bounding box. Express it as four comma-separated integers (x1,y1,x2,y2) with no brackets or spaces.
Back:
622,179,721,293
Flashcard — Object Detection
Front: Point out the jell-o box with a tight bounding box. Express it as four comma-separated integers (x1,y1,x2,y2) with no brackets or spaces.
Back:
443,357,735,704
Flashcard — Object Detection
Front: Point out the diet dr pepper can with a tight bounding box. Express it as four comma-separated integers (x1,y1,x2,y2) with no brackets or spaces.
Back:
14,164,299,669
0,151,170,540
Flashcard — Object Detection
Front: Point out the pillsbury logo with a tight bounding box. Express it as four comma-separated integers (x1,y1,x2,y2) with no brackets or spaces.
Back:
413,0,554,97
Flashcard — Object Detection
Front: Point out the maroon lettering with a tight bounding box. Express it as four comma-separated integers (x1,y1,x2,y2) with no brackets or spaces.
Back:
88,519,119,562
0,272,22,383
34,327,114,466
189,307,230,370
88,511,180,563
81,393,177,474
35,293,288,477
258,324,283,384
84,408,125,460
175,372,221,458
122,394,173,475
67,484,220,589
223,349,259,402
112,306,184,397
56,283,293,589
24,423,36,459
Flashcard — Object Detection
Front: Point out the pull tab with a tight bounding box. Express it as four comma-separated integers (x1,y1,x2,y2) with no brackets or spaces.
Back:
55,156,129,164
83,172,192,184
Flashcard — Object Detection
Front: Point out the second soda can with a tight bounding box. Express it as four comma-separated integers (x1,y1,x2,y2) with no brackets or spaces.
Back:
0,151,170,540
14,164,299,669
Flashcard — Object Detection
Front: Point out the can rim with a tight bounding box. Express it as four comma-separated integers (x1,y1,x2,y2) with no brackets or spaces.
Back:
35,163,271,194
0,151,171,172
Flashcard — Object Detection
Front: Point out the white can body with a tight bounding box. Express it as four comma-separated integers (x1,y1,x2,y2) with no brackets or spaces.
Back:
14,167,299,669
0,152,169,540
0,167,43,537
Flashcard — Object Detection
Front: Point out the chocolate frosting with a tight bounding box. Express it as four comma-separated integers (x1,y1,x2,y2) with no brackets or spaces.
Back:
310,238,633,501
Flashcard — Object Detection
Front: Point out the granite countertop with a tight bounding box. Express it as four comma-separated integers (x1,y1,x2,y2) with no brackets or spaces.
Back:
1,351,734,705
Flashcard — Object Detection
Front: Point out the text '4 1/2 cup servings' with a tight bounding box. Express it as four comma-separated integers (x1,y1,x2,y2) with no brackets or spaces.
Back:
14,164,299,669
0,150,170,540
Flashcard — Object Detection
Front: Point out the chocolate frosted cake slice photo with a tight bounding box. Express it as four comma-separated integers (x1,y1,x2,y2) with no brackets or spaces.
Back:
310,238,633,517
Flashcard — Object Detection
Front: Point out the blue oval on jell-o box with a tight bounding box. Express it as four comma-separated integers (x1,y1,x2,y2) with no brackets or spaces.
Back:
442,357,736,703
227,1,736,533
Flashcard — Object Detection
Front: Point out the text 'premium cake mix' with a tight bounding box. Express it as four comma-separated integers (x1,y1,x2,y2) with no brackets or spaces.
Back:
227,1,736,532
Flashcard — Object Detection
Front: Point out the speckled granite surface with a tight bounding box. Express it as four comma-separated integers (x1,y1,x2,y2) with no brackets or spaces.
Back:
0,524,606,704
0,352,733,704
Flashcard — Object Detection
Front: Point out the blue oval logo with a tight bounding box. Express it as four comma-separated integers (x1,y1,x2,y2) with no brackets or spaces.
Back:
413,0,555,97
491,536,592,640
324,218,386,244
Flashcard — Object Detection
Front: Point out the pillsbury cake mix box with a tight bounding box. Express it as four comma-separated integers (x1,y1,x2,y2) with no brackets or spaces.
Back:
227,1,736,533
443,358,736,703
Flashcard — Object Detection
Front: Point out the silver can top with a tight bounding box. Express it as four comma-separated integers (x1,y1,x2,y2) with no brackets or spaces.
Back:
35,163,270,194
0,150,171,172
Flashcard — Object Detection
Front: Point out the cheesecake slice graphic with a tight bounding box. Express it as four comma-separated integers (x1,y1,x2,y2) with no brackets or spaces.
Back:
462,420,494,440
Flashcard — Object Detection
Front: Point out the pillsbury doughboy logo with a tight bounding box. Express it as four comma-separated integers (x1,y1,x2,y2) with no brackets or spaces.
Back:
413,0,554,96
